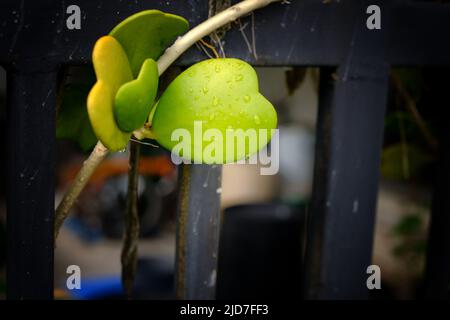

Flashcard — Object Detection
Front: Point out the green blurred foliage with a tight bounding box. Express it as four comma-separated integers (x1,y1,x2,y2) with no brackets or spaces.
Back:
395,68,425,103
384,111,421,142
381,144,432,181
392,213,427,276
56,83,97,152
392,214,422,236
382,68,436,182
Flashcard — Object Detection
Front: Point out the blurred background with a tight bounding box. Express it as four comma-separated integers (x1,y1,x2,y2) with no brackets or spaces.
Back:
0,64,446,299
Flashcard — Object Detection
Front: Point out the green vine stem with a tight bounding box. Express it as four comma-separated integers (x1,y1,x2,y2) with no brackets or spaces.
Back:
54,0,283,240
54,141,108,240
157,0,281,74
391,71,438,151
121,140,141,298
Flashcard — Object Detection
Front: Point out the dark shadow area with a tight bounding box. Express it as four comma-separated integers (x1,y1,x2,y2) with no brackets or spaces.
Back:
372,67,450,299
217,203,305,299
0,66,6,299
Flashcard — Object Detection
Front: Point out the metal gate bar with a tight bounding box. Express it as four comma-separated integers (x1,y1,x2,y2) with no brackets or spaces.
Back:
6,70,56,299
175,164,222,299
303,0,390,299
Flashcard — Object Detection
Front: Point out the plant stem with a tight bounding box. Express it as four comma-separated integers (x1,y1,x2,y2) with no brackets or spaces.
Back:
54,141,108,239
54,0,283,239
391,72,438,151
121,140,141,298
157,0,283,74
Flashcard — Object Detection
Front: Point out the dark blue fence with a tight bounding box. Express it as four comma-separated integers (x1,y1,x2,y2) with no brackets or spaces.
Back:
1,0,450,299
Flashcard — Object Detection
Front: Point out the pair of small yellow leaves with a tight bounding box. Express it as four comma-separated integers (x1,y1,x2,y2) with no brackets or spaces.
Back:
87,36,158,151
87,10,189,151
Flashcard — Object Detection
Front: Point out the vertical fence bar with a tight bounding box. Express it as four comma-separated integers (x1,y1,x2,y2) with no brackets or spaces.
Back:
304,64,389,300
425,141,450,299
6,70,56,299
304,0,390,299
424,69,450,299
175,164,222,299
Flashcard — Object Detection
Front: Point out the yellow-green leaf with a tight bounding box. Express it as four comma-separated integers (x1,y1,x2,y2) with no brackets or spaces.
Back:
87,36,133,151
114,58,159,132
151,58,278,164
109,10,189,77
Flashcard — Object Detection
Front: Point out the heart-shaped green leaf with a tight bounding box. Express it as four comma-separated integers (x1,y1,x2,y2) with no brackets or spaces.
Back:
87,36,133,151
109,10,189,77
151,58,278,163
114,58,159,132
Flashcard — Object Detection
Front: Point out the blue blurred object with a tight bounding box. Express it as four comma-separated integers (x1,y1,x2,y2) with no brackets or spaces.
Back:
66,258,174,299
64,215,103,243
69,275,123,300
